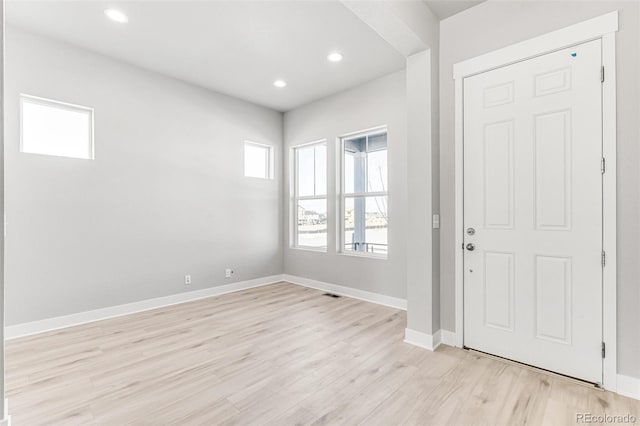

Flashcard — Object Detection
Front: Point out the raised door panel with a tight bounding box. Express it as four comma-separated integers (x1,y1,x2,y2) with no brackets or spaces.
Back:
535,256,572,344
483,120,514,229
534,109,572,230
483,252,515,331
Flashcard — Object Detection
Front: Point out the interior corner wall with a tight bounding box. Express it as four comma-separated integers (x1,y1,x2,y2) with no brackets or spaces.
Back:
4,27,284,326
429,28,440,334
282,70,408,299
439,1,640,378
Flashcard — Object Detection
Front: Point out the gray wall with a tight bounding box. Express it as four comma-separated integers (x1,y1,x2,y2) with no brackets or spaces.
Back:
5,27,284,325
439,1,640,378
0,1,5,418
283,70,408,299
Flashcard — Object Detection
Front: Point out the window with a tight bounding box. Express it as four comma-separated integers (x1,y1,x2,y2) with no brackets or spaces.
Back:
293,141,327,250
244,141,273,179
20,94,94,159
341,128,388,256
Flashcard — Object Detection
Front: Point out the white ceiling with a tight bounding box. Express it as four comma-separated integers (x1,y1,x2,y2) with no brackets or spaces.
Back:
6,1,407,112
423,0,484,19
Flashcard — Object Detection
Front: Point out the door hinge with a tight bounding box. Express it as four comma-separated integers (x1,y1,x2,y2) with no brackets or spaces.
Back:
601,251,606,267
601,157,606,174
601,66,605,83
602,342,606,358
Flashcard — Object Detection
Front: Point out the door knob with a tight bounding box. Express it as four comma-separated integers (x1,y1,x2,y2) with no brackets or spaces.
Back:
466,243,475,251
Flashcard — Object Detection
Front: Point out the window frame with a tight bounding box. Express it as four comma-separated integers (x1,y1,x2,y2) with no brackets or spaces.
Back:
339,126,388,259
244,140,274,180
292,139,328,252
20,94,95,160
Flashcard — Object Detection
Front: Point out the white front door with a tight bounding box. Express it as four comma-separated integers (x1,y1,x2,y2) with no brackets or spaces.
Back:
463,39,603,384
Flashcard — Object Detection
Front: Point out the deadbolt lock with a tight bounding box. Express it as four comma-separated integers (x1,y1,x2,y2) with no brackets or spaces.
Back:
466,227,476,236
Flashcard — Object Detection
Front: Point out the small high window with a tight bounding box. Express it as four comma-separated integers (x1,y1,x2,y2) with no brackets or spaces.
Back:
341,128,388,257
244,141,273,179
20,94,94,160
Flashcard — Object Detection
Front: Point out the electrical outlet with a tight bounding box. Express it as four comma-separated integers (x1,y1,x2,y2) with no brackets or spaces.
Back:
185,275,191,285
432,214,440,229
225,269,234,278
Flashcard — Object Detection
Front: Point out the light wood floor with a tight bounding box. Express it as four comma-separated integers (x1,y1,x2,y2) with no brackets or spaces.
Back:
6,282,640,425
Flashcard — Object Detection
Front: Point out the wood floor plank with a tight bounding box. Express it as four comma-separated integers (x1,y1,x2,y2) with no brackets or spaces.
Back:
5,282,640,425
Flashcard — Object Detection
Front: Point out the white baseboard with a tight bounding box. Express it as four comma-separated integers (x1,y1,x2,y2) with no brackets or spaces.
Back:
281,274,407,310
0,399,9,426
404,328,441,351
6,274,405,340
6,271,639,404
6,275,285,340
617,374,640,400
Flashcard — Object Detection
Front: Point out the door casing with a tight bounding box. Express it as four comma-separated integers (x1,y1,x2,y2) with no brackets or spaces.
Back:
452,11,618,391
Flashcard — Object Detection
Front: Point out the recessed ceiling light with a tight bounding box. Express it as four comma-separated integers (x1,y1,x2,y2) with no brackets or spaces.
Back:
273,80,287,88
327,52,343,62
104,9,128,23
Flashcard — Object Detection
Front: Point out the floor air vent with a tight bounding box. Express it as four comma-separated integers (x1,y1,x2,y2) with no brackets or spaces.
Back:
323,293,341,298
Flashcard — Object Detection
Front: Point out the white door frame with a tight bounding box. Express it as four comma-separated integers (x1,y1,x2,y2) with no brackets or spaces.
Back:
452,11,618,390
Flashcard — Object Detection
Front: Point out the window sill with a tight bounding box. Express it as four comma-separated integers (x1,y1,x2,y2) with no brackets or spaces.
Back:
290,246,328,254
244,176,275,181
338,251,387,260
